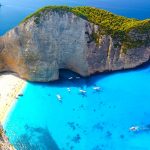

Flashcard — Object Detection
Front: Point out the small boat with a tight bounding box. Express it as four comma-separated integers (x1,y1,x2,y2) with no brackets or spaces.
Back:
76,77,80,79
129,125,150,132
56,94,62,101
67,88,71,92
93,86,101,91
68,77,73,80
79,89,86,95
79,89,86,93
129,126,140,132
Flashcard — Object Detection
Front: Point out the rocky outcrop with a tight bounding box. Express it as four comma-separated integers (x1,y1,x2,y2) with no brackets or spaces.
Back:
0,125,14,150
0,9,150,81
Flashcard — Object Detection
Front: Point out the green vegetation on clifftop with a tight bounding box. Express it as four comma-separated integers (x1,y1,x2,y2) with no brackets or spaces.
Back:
21,6,150,52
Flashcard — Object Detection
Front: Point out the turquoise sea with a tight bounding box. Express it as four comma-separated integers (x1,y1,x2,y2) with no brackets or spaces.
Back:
1,0,150,150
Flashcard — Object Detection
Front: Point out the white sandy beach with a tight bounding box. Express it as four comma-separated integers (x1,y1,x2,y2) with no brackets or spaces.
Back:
0,74,26,124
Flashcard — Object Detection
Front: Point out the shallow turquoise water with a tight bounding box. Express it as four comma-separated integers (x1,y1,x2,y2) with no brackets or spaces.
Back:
1,0,150,149
4,67,150,150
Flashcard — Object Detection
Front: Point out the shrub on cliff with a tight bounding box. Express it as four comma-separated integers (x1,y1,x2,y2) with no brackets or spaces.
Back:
21,6,150,52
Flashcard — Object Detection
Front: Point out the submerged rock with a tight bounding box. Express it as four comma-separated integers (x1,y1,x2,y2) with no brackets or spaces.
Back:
0,6,150,82
72,134,81,143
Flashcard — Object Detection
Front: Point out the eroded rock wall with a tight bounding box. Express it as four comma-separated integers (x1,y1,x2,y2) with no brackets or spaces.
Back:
0,11,150,81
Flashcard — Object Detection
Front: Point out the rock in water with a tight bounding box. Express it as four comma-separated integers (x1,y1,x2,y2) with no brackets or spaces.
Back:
0,6,150,82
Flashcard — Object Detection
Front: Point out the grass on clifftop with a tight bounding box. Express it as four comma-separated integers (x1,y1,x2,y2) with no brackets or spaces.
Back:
21,6,150,52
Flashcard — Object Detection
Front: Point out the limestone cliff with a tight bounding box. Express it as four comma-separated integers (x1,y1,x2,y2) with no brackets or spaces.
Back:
0,6,150,81
0,125,14,150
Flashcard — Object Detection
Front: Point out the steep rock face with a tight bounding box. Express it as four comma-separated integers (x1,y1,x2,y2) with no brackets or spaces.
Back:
0,11,150,81
87,34,150,74
0,125,14,150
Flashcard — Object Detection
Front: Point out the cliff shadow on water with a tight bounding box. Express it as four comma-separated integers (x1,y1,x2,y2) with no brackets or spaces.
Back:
14,125,60,150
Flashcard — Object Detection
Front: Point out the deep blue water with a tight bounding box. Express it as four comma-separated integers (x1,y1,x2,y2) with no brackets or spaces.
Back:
1,0,150,150
1,0,150,35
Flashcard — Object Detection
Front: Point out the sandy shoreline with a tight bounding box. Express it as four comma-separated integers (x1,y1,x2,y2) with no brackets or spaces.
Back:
0,74,26,125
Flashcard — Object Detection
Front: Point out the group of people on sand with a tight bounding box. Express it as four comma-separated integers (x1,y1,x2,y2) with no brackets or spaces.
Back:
56,85,101,102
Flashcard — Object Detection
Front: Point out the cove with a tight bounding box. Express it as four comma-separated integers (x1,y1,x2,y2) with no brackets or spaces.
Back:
3,66,150,149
